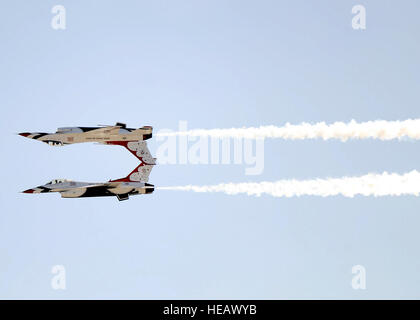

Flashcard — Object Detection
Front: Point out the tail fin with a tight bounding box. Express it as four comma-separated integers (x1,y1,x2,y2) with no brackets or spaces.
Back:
105,141,156,164
110,162,154,183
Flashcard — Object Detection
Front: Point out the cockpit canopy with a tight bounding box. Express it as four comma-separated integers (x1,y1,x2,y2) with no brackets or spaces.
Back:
45,179,70,185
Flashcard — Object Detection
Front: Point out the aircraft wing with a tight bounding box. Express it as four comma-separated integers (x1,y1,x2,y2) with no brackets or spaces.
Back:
52,182,106,192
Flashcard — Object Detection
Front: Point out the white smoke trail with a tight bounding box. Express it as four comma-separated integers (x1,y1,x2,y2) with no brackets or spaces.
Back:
156,119,420,141
158,171,420,198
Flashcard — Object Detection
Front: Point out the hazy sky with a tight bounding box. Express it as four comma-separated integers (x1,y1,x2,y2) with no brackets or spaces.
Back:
1,0,420,299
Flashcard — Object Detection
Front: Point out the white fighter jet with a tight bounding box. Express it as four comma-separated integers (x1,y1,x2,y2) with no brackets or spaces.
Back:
22,163,154,201
19,122,153,147
19,123,156,162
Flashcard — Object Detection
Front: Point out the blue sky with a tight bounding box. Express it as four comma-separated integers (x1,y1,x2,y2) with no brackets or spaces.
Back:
1,0,420,299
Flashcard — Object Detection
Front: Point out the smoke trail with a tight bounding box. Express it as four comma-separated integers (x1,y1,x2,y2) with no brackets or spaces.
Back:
158,171,420,198
156,119,420,141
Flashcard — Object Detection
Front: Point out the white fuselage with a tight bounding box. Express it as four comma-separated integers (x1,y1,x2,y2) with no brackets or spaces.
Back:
21,126,153,146
27,180,152,198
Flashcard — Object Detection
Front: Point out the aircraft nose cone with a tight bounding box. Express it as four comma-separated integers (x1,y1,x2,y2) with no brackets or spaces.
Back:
22,189,35,193
19,132,31,137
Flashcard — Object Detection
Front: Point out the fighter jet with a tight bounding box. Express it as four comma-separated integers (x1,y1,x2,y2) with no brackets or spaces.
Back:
18,122,153,147
22,163,155,201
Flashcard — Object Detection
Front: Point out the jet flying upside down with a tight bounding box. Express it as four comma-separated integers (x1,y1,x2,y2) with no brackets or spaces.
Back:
19,122,153,147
